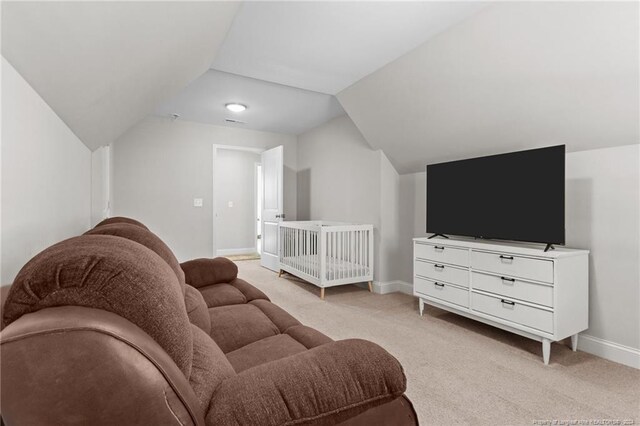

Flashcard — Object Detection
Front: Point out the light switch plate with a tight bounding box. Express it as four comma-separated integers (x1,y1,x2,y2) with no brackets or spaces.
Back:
228,201,233,208
193,198,203,207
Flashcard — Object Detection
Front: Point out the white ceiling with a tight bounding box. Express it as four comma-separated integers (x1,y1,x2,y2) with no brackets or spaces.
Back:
155,70,345,135
339,2,640,174
2,1,240,150
212,1,488,95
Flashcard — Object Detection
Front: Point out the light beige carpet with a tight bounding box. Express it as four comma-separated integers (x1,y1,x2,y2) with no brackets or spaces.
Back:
224,253,261,261
237,260,640,426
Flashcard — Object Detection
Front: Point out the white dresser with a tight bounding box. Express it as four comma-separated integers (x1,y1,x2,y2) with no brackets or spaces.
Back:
413,237,589,364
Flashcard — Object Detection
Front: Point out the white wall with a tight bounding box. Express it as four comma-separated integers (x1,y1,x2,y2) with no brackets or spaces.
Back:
214,149,260,253
91,145,110,226
398,145,640,356
398,171,427,285
565,144,639,352
1,57,91,284
378,153,402,284
297,114,402,284
112,116,297,262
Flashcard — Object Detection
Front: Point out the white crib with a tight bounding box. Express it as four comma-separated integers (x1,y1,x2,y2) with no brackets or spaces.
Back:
278,221,374,299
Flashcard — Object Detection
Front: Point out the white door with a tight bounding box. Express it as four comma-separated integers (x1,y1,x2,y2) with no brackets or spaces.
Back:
260,146,284,271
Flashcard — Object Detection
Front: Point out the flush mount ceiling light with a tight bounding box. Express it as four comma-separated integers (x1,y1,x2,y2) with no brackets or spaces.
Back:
225,103,247,112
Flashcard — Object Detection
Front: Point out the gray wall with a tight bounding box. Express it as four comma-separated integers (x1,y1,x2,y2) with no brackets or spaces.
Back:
215,149,260,253
112,116,297,262
398,144,640,351
1,57,91,284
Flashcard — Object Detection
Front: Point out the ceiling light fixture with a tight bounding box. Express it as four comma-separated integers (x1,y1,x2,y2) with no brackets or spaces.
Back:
225,103,247,112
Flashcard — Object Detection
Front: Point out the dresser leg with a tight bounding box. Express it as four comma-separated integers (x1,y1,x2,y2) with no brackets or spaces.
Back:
368,281,373,292
320,288,325,300
542,338,551,365
571,334,578,352
419,298,424,316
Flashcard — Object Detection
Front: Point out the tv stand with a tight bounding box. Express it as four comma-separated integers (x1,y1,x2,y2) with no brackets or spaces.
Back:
544,243,555,253
413,237,589,365
428,233,449,239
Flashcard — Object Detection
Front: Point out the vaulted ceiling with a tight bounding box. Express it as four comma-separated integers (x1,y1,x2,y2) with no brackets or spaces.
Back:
155,70,345,135
2,1,240,150
160,1,487,134
3,1,637,172
211,1,487,95
338,2,640,173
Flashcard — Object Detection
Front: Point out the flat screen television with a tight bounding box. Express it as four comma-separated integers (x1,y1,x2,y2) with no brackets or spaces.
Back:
426,145,565,246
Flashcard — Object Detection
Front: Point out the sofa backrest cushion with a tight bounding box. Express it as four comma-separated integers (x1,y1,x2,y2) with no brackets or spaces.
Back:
185,285,211,334
95,216,149,230
2,235,194,376
189,324,235,418
85,223,186,293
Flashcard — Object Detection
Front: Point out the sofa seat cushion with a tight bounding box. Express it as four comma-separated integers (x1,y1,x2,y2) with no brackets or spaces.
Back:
199,284,246,308
198,278,269,308
285,325,333,349
208,304,279,353
249,299,300,333
226,334,308,373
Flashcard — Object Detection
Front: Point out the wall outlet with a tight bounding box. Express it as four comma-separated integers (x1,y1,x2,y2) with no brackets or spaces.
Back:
228,201,233,208
193,198,203,207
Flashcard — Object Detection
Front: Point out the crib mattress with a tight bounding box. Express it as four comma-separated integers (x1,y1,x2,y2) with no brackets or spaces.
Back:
281,254,371,282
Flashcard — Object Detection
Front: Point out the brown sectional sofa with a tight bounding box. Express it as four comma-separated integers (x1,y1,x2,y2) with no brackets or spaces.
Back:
0,217,418,425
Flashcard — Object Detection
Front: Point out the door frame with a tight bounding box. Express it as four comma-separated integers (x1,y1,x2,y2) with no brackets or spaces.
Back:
254,162,263,255
212,144,264,257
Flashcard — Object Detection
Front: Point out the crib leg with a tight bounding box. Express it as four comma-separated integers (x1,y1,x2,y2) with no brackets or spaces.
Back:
278,269,284,278
320,288,325,300
368,281,373,293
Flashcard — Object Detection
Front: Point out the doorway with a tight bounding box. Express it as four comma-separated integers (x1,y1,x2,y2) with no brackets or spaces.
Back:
213,145,263,259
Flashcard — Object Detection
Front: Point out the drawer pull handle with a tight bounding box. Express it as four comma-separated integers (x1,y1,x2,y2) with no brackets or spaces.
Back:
434,246,445,251
499,255,514,261
500,299,515,306
434,282,445,288
434,264,445,269
501,277,515,284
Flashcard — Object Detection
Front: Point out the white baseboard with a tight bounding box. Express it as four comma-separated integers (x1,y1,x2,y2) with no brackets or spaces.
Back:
578,334,640,369
373,280,413,295
216,247,256,256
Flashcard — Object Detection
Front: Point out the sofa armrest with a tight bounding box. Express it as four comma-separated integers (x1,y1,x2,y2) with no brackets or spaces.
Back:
180,257,238,288
207,339,407,425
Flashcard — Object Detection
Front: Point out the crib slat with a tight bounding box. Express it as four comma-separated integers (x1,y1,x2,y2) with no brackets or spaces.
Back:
350,231,354,278
308,230,311,277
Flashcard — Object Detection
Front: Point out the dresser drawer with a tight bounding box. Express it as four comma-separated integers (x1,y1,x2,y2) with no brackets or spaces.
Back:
471,292,553,333
414,242,469,267
415,277,469,308
472,272,553,308
415,259,469,288
470,250,554,284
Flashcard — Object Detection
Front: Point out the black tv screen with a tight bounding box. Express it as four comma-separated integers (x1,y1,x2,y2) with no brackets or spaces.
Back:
426,145,565,245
